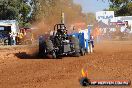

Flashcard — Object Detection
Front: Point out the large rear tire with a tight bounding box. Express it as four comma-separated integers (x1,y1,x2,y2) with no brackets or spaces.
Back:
45,39,54,51
39,36,46,57
45,39,57,59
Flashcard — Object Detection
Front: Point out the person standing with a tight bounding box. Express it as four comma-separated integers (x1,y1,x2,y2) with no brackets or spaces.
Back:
16,33,19,45
90,35,94,48
8,32,12,45
18,31,24,44
12,32,16,45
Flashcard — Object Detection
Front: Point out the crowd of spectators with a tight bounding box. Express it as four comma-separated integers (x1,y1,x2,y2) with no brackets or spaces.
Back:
8,31,25,45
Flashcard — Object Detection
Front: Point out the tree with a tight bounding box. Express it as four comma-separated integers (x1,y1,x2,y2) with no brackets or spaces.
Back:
30,0,56,21
0,0,31,25
109,0,132,16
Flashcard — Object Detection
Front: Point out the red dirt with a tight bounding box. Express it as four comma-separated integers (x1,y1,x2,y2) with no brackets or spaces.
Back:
0,41,132,88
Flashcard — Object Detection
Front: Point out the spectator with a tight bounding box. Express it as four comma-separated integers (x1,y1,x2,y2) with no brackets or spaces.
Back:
8,32,12,45
16,33,20,45
9,32,13,45
90,35,94,48
18,32,24,44
12,32,16,45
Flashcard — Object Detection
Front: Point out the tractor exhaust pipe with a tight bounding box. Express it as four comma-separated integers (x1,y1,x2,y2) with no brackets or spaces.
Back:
61,12,65,24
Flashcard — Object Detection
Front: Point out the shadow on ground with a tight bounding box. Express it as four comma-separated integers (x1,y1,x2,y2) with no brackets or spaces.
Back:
15,52,42,59
15,52,82,59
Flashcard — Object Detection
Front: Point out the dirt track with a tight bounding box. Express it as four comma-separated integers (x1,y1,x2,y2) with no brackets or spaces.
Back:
0,41,132,88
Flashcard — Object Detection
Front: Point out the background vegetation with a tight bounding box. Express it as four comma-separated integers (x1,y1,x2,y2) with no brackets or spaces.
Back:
0,0,131,27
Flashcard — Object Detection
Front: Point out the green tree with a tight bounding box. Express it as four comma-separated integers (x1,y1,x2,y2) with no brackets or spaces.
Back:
0,0,31,24
109,0,132,16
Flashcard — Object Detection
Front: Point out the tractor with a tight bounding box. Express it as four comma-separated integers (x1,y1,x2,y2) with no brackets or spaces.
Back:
38,23,87,58
39,23,94,59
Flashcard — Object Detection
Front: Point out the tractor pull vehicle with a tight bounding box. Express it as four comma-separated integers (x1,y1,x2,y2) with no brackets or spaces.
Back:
39,13,93,59
39,23,82,58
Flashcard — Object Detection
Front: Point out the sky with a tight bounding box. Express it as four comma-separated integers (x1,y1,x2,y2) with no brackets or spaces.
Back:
73,0,110,13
